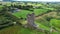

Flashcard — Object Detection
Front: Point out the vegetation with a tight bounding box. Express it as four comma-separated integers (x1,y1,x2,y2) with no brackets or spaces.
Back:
0,2,60,34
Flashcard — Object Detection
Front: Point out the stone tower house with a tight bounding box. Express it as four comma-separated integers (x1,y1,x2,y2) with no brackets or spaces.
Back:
27,13,37,29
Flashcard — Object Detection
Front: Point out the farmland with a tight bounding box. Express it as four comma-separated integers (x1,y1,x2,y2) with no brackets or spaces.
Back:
0,2,60,34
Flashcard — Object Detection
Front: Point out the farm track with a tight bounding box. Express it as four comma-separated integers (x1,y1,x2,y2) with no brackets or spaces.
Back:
36,11,60,20
36,11,57,19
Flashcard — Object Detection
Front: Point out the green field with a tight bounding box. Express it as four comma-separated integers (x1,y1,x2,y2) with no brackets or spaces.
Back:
0,2,60,34
0,25,44,34
13,9,49,18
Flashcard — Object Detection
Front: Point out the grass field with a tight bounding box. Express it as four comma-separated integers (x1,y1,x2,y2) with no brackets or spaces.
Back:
0,2,60,34
12,10,31,18
13,9,49,19
0,25,44,34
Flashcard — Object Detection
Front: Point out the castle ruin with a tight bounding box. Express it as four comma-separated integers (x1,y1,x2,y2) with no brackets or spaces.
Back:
27,13,37,29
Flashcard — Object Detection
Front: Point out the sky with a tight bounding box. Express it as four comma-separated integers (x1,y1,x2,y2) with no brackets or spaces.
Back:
0,0,60,2
15,0,60,2
0,0,2,1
